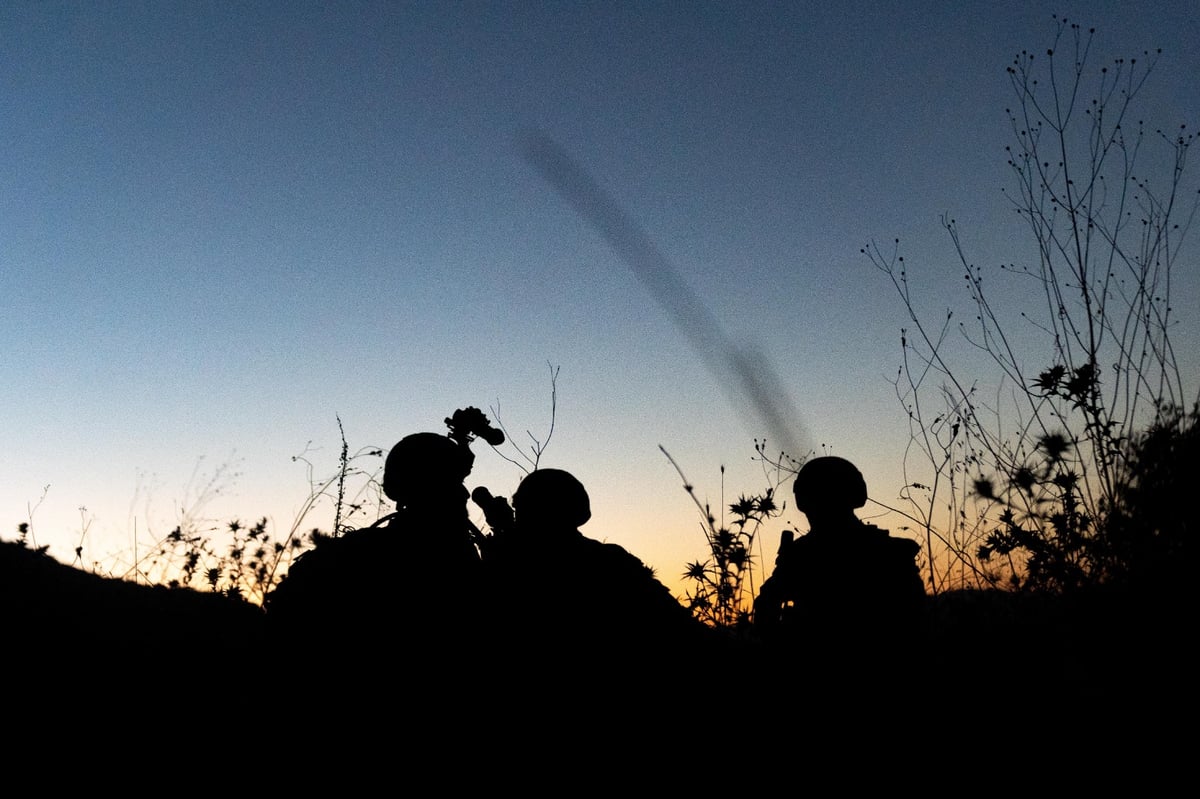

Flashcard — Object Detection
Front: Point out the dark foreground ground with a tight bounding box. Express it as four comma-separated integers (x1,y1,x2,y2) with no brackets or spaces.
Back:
2,537,1190,774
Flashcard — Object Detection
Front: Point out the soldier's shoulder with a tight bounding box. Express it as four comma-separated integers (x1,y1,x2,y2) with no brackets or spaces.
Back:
580,537,662,580
868,524,920,556
278,525,397,582
857,521,892,537
581,536,641,564
782,529,835,553
315,523,396,554
856,521,911,542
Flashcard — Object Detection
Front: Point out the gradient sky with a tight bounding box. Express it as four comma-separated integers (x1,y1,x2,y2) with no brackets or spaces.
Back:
4,1,1198,599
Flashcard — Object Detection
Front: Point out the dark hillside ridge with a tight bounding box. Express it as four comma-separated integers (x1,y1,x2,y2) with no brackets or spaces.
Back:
3,539,1188,713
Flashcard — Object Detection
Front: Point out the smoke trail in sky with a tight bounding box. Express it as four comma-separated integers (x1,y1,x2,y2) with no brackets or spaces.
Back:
521,130,809,460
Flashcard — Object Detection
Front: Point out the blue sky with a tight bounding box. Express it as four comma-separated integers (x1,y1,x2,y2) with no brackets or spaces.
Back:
3,1,1197,596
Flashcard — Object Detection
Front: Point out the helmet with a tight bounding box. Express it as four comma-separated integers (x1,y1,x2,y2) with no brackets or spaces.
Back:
792,456,867,513
383,432,474,504
512,468,591,529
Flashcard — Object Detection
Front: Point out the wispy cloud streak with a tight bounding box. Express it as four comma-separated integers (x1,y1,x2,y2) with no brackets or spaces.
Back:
521,131,808,459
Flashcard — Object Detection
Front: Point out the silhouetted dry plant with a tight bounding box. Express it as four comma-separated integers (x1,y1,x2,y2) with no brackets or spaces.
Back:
863,16,1197,593
668,440,803,630
122,418,388,605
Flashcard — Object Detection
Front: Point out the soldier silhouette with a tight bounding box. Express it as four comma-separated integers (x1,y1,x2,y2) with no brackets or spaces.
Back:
478,468,710,673
266,428,485,672
753,456,925,667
